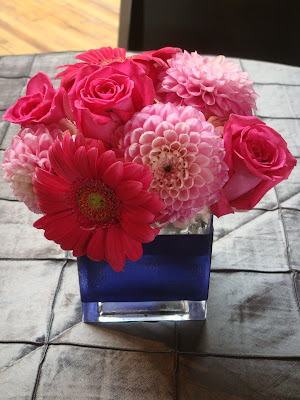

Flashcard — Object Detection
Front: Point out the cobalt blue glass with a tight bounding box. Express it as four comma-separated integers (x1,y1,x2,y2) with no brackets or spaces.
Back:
77,215,213,322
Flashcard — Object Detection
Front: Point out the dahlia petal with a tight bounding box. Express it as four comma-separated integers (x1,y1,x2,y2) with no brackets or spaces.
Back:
195,154,210,167
193,175,205,187
139,132,156,144
86,228,105,261
175,122,190,135
155,121,175,136
173,199,183,211
179,133,189,144
131,128,144,143
128,143,141,158
140,144,152,156
152,137,167,147
143,115,163,131
189,163,201,174
166,112,181,125
163,129,178,142
189,132,201,144
132,155,143,164
201,168,214,183
178,190,189,202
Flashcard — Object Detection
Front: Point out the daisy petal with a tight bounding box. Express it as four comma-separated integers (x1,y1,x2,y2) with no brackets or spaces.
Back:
86,228,105,261
105,225,125,271
121,230,143,261
116,180,143,200
102,161,124,188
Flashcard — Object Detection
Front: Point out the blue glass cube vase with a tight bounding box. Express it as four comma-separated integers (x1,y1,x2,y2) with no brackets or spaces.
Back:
77,215,213,322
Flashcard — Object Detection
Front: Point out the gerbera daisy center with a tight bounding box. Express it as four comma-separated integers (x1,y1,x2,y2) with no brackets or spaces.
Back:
87,192,106,211
71,178,121,228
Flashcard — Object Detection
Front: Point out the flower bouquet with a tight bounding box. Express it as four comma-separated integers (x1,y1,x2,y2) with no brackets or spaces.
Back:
2,47,296,322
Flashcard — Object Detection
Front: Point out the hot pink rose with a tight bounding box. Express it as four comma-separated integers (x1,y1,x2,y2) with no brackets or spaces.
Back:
3,72,66,125
211,114,297,217
68,59,155,145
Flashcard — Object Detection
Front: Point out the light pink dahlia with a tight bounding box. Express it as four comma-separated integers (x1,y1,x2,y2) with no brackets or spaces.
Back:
122,103,229,223
156,51,258,118
2,124,63,213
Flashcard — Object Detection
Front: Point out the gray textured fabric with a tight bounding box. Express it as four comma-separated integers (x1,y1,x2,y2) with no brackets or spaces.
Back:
0,52,299,399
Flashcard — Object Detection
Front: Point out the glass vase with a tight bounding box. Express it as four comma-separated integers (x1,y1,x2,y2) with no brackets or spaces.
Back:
77,214,213,322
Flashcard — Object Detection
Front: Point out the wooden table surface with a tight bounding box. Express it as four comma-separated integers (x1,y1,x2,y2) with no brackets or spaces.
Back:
0,0,120,55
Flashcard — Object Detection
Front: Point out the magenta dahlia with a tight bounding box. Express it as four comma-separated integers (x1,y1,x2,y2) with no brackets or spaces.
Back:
156,51,258,118
2,124,63,213
33,133,164,270
121,103,229,223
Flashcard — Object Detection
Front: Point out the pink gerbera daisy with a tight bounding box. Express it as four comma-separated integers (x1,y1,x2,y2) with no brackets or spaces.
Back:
2,124,63,213
33,133,164,271
121,103,229,223
56,46,181,91
156,51,258,118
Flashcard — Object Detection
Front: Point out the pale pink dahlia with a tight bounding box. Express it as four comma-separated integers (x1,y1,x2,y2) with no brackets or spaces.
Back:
2,125,63,213
34,133,164,270
156,51,258,118
122,103,229,223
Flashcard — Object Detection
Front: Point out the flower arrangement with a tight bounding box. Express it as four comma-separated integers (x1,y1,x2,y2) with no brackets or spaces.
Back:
2,47,296,271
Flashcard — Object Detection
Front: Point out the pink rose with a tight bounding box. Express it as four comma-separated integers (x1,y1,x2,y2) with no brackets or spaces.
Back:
3,72,66,125
68,59,155,145
211,114,297,217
